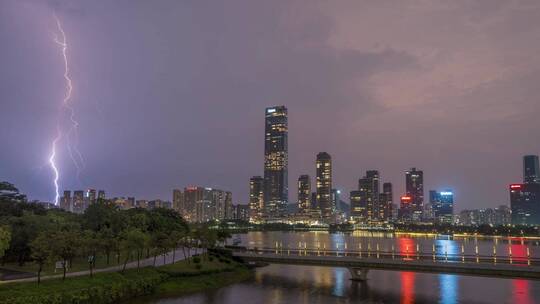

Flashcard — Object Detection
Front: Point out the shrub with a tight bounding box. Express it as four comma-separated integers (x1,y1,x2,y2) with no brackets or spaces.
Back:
192,256,201,264
195,264,202,270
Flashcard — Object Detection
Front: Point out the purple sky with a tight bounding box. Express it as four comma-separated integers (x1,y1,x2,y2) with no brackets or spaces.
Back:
1,0,539,210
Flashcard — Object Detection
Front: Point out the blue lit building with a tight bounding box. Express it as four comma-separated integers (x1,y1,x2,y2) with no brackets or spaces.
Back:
429,190,454,224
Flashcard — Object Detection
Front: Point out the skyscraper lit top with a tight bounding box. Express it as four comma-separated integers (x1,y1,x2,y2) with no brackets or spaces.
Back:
524,155,540,184
264,106,288,218
405,167,424,221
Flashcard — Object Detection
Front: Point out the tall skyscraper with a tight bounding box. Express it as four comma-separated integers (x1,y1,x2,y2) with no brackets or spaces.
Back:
264,106,288,218
60,190,71,211
382,182,393,220
86,189,97,206
73,190,84,213
510,183,540,225
316,152,332,218
524,155,540,184
430,190,454,224
297,175,311,212
405,168,424,221
97,190,106,201
357,170,380,221
510,155,540,225
173,189,184,213
249,176,264,222
350,190,365,221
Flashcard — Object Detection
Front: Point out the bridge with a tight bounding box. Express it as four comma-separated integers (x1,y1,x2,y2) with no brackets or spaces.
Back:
232,247,540,281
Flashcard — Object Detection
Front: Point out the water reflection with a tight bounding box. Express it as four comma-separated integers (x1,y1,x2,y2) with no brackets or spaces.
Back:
400,272,415,304
439,274,458,304
512,279,532,304
141,232,540,304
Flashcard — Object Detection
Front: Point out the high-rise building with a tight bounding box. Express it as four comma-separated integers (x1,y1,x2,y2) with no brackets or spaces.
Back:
405,168,424,221
97,190,106,201
331,189,340,213
233,204,250,221
297,175,311,212
183,186,205,222
524,155,540,184
399,195,413,220
510,183,540,225
510,155,540,225
382,182,393,220
429,190,454,224
85,189,97,207
350,190,366,221
60,190,71,211
264,106,288,219
249,176,264,222
316,152,332,218
173,189,184,213
356,170,380,221
73,190,84,213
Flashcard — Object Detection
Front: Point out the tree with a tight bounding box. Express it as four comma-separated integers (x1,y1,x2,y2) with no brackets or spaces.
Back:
120,229,148,272
0,226,11,259
81,230,102,277
49,230,81,280
29,232,51,284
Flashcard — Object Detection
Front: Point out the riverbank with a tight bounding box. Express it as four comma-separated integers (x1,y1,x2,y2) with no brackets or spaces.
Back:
0,254,252,304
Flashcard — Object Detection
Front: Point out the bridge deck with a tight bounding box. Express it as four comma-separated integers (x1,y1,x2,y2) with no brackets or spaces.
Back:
233,249,540,280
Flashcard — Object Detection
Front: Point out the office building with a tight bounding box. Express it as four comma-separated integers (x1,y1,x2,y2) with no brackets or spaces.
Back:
264,106,288,218
510,155,540,225
381,182,393,220
297,175,311,212
405,168,424,221
429,190,454,224
510,183,540,225
60,190,71,211
249,176,264,222
316,152,332,219
524,155,540,184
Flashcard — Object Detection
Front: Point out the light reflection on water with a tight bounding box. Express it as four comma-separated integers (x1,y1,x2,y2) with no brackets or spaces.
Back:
143,232,540,304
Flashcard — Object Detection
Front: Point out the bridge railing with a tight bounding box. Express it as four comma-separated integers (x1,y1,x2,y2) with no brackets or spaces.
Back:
236,246,540,266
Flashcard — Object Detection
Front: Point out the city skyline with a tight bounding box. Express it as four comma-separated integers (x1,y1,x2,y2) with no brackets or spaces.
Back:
1,1,540,211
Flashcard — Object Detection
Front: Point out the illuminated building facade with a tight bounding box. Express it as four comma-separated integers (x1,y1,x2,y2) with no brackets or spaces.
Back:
524,155,540,184
510,155,540,225
97,190,106,201
350,190,365,221
399,195,413,220
179,186,233,223
297,175,311,212
316,152,332,219
249,176,264,222
172,189,184,212
405,168,424,221
429,190,454,223
73,190,84,214
381,182,393,220
264,106,288,218
85,189,97,207
60,190,71,211
510,183,540,225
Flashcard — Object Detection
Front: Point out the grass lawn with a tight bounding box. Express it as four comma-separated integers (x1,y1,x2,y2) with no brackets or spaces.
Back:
0,252,141,276
0,253,253,304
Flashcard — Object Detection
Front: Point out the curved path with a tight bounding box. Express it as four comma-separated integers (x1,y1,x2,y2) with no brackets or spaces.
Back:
0,247,196,284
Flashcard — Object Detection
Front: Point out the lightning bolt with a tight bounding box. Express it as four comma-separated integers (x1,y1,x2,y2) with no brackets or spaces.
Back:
48,127,61,205
48,14,85,204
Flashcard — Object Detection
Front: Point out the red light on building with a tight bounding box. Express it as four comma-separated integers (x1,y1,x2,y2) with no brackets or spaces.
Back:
510,184,523,190
401,196,412,202
186,186,198,191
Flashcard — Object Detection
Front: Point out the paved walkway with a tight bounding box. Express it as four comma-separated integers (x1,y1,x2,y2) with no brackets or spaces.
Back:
0,247,198,284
